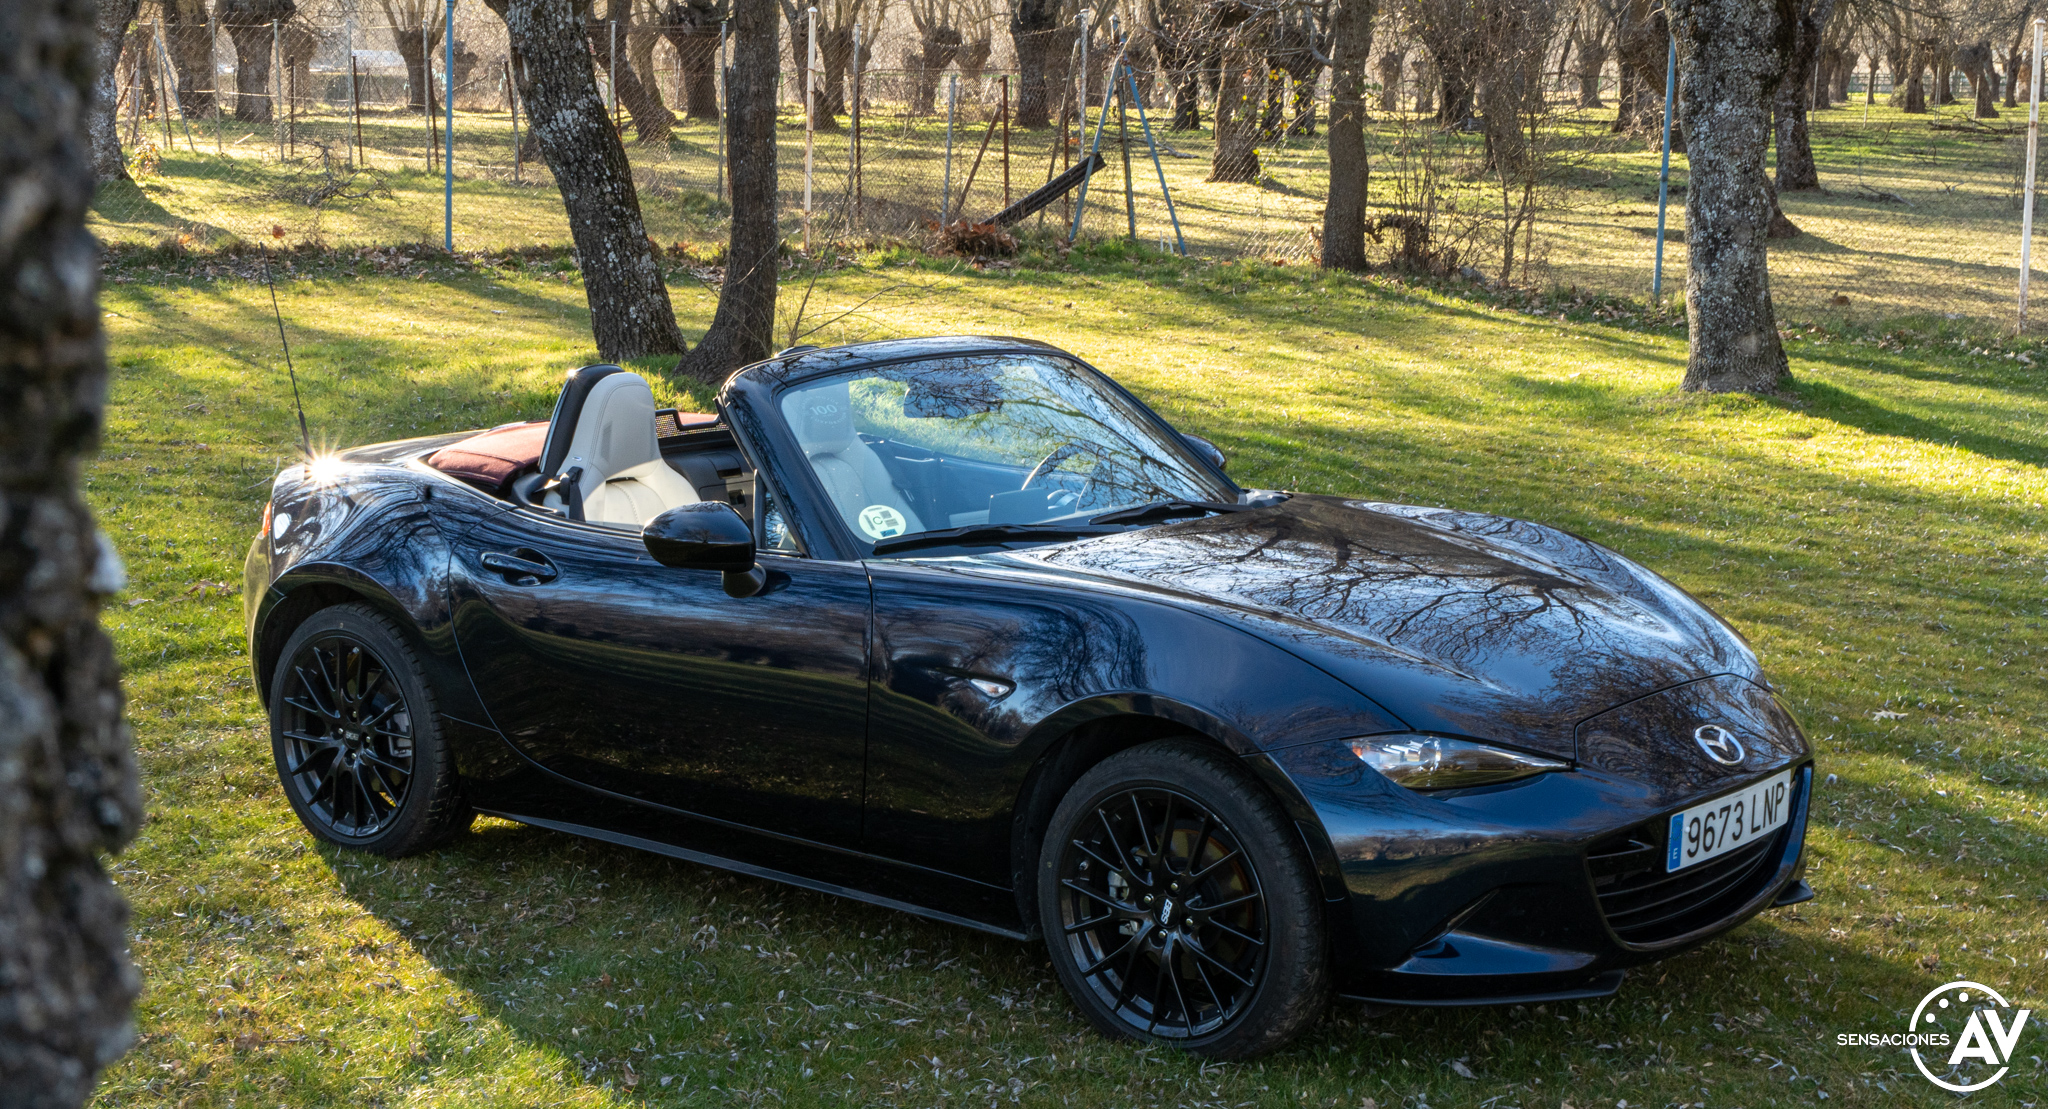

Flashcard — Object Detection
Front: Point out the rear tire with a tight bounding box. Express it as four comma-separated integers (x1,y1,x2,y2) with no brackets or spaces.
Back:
1036,739,1328,1058
268,603,472,856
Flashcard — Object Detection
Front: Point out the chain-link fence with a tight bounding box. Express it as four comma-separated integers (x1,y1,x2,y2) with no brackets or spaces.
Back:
93,12,2045,334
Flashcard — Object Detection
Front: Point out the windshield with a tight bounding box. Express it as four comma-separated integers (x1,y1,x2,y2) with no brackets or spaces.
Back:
777,354,1235,551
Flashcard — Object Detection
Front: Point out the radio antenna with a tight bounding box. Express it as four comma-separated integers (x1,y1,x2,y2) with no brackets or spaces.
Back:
262,251,311,460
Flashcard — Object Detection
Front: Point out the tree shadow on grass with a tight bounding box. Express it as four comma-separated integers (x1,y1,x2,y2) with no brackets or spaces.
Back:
1788,379,2048,469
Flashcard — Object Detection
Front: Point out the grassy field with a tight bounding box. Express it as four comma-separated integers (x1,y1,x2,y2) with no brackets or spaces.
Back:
89,90,2042,330
87,243,2047,1107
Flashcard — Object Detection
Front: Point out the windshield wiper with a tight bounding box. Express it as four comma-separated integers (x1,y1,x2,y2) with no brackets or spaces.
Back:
1089,500,1256,526
869,522,1123,557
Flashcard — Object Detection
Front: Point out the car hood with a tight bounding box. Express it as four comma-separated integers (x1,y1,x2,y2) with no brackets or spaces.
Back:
1024,495,1758,759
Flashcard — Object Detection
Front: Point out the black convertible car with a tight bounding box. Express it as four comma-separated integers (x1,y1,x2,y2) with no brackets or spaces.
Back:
245,337,1814,1057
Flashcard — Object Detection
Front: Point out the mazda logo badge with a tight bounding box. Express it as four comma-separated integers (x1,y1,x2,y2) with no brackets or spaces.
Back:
1694,724,1745,766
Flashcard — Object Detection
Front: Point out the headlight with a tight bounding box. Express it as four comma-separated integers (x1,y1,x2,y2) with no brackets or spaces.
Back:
1350,734,1569,790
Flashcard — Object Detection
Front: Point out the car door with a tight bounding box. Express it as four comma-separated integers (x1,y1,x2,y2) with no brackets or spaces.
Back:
443,503,871,846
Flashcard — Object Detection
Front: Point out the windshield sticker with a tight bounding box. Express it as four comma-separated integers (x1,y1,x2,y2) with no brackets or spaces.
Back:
857,505,908,540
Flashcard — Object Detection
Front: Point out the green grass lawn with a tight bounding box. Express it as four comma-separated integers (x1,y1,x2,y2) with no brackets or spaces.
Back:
89,92,2045,333
88,245,2047,1107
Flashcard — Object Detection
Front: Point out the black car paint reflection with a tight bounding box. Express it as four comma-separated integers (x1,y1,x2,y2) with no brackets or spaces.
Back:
245,336,1813,1006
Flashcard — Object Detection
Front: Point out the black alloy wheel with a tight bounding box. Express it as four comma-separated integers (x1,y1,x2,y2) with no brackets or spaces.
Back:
1039,741,1328,1058
269,604,470,855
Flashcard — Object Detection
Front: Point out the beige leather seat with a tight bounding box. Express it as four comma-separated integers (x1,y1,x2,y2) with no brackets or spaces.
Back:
537,367,698,527
793,380,925,540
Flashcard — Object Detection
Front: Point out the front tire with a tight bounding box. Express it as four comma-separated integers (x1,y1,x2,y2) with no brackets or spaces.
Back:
268,603,471,856
1037,740,1329,1058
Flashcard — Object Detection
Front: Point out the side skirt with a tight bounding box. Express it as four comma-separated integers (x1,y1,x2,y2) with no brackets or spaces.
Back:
477,809,1031,942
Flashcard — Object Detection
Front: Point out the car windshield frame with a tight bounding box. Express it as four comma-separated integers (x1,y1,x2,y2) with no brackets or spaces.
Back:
749,348,1240,560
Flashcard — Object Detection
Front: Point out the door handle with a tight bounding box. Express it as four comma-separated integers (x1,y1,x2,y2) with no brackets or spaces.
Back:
479,549,558,585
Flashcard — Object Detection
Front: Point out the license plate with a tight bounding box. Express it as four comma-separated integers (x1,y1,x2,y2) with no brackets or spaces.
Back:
1666,770,1794,872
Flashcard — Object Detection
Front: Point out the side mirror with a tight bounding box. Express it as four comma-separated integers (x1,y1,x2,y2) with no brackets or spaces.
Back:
642,502,768,598
1182,433,1227,473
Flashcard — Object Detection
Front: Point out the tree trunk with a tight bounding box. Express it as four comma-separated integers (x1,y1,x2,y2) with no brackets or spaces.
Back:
1323,0,1377,271
2006,15,2029,107
592,2,675,143
675,0,778,382
90,0,141,183
1773,0,1832,191
659,3,723,122
487,0,687,361
0,0,146,1104
1376,50,1403,110
225,22,274,122
1897,43,1926,112
818,25,852,121
1210,60,1261,182
1835,50,1855,100
1435,58,1472,126
630,23,667,113
1575,38,1608,106
393,23,440,113
162,0,216,118
1011,0,1068,129
1669,0,1792,393
1612,0,1664,133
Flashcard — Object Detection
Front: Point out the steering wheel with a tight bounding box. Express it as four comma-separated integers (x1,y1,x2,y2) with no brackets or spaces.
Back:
1022,443,1087,490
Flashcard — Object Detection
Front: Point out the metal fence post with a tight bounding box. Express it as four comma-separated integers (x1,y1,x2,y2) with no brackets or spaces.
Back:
609,20,619,125
423,20,436,171
1652,34,1676,303
210,12,223,153
851,20,862,226
944,74,957,224
506,58,520,182
804,5,817,252
1002,74,1010,208
343,19,355,166
273,19,282,160
352,56,366,164
445,0,455,252
2021,17,2045,330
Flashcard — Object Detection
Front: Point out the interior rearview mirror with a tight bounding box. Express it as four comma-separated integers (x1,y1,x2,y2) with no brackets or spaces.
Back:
642,502,768,598
1182,433,1227,473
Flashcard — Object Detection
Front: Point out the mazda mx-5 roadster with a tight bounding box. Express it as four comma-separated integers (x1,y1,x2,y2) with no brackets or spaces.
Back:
245,336,1815,1057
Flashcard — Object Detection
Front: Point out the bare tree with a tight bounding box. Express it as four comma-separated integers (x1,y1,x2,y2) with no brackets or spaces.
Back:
1262,3,1328,136
906,0,966,113
1145,0,1210,129
486,0,689,359
1374,46,1404,109
660,0,725,120
1012,0,1079,127
1,0,146,1104
90,0,142,182
161,0,217,117
1669,0,1793,392
219,0,293,123
1210,22,1263,181
1323,0,1378,269
628,0,673,123
591,0,678,141
374,0,445,112
1774,0,1836,190
677,0,781,380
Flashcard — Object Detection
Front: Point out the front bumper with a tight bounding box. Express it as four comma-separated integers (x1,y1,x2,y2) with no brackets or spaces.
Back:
1267,685,1814,1006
